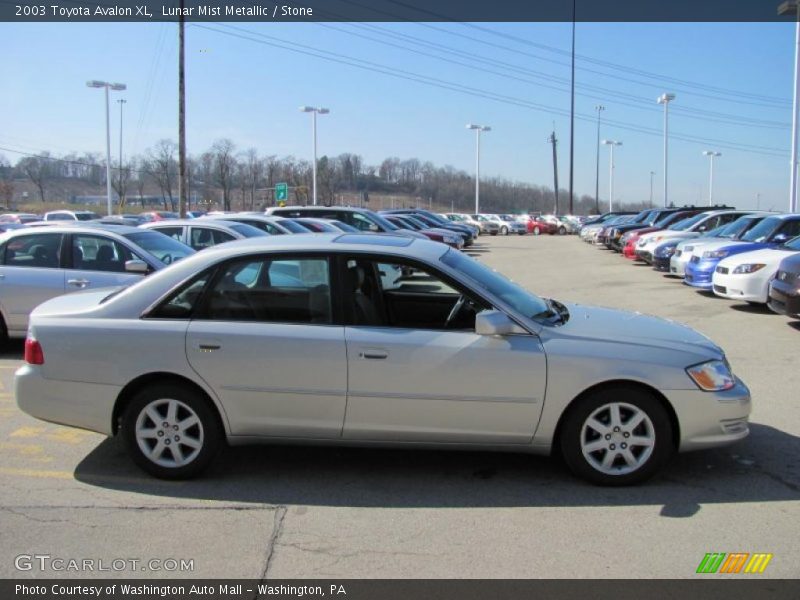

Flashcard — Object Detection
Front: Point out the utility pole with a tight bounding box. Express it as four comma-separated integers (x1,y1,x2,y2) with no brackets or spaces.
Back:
568,0,576,216
649,171,655,208
177,0,188,218
549,130,559,216
594,105,605,214
117,98,126,209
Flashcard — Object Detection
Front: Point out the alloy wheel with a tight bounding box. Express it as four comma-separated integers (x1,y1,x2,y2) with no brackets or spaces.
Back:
135,398,205,468
579,402,656,476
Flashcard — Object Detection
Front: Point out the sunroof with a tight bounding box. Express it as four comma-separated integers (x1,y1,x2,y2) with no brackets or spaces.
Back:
334,234,413,247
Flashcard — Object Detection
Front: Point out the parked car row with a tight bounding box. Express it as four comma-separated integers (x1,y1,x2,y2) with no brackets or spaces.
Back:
580,207,800,321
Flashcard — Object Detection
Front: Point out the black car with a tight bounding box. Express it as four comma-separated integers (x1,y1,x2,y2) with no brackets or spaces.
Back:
381,209,475,246
768,246,800,319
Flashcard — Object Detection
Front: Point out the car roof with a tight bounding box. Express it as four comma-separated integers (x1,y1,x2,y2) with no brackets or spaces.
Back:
268,206,373,214
1,223,142,236
206,214,290,222
142,219,241,229
173,232,441,259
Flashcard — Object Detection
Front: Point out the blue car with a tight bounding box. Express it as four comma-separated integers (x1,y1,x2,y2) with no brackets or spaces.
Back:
684,214,800,288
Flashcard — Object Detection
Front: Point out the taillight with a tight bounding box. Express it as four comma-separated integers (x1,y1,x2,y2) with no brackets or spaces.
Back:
24,337,44,365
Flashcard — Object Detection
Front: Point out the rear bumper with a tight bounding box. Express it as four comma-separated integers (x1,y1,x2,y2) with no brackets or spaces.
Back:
665,378,751,452
15,365,119,436
768,279,800,317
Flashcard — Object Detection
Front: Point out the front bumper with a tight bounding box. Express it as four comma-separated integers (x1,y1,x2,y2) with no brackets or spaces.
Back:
669,252,691,277
712,270,771,303
652,255,672,272
768,278,800,318
665,377,751,452
684,259,717,288
635,248,654,264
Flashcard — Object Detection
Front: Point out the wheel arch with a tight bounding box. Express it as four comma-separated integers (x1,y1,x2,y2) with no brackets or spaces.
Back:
551,379,680,455
112,372,228,437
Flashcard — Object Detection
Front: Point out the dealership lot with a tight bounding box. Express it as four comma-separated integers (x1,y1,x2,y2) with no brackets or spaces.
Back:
0,234,798,579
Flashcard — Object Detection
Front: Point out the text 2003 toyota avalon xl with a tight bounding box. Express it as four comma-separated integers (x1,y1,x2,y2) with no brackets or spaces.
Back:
15,234,750,485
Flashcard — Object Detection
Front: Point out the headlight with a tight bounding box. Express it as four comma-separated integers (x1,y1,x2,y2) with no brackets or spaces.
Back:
733,263,766,274
444,236,458,244
686,360,736,392
703,250,729,259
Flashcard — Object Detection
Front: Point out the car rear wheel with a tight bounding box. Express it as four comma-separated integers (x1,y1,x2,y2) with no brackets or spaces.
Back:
558,226,567,235
500,226,508,235
123,384,221,479
560,387,673,486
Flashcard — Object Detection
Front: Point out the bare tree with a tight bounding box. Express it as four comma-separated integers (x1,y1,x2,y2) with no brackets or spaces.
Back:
146,140,178,211
243,148,262,210
211,139,236,211
18,154,51,202
111,160,133,209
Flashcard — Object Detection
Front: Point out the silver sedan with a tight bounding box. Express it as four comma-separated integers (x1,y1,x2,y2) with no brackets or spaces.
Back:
15,234,750,485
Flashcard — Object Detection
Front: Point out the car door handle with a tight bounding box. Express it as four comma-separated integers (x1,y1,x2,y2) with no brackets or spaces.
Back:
198,343,221,352
67,278,90,288
359,349,388,360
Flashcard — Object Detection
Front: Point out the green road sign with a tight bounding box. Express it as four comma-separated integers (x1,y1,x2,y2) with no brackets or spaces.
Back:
275,183,288,201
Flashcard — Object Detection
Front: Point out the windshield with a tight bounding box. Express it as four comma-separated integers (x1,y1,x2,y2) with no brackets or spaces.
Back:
718,216,759,239
784,236,800,250
741,216,783,242
366,210,400,231
229,223,268,237
122,231,196,265
76,212,100,221
278,219,311,233
701,224,727,238
441,249,551,321
668,213,707,231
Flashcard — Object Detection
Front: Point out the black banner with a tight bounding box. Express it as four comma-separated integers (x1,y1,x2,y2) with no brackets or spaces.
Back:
0,0,794,23
3,580,800,600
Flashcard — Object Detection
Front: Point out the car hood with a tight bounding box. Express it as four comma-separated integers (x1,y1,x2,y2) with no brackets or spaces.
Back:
546,303,722,359
677,237,729,253
717,246,800,269
642,230,698,244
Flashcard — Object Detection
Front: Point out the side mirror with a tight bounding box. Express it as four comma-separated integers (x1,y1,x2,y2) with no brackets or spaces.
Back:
772,233,790,244
475,310,528,336
124,259,149,274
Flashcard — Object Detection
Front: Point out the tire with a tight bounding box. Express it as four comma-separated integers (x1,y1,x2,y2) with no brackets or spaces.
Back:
558,226,567,235
122,383,221,480
533,226,541,236
559,386,673,486
500,226,508,235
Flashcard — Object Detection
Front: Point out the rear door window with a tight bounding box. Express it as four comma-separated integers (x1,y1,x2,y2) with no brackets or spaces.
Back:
2,233,63,268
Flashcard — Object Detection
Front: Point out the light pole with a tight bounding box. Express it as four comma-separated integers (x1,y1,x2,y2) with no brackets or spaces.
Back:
602,140,622,212
779,1,800,212
87,80,126,216
649,171,655,207
702,151,721,206
117,98,126,209
594,105,605,214
657,93,676,208
466,124,491,214
299,106,329,205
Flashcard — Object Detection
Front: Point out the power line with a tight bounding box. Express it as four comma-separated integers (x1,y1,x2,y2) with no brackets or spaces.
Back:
196,23,789,157
315,21,788,130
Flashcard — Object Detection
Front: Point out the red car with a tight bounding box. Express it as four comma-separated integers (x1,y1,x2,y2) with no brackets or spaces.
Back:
622,211,696,259
528,216,559,235
140,211,179,222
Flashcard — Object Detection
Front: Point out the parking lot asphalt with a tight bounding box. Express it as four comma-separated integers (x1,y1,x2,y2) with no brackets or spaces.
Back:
0,234,798,579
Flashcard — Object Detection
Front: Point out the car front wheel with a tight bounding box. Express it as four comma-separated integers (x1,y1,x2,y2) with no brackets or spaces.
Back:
560,387,673,486
533,226,541,235
500,226,508,235
123,384,221,479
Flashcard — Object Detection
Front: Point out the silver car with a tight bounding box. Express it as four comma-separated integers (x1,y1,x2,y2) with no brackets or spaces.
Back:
16,234,750,485
141,219,267,251
0,225,194,340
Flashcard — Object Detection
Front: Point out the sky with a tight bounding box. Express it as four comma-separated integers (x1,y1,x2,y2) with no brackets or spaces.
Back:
0,20,795,211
